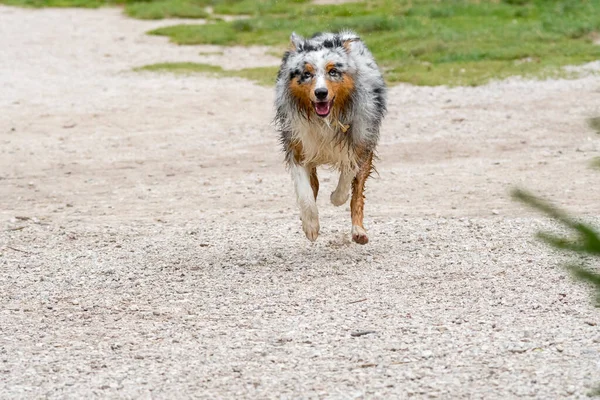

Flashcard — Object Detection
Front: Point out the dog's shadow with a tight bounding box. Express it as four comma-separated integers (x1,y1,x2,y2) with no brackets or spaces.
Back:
192,219,373,272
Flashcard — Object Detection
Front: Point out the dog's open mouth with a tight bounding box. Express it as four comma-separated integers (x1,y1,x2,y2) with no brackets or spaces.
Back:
314,100,333,117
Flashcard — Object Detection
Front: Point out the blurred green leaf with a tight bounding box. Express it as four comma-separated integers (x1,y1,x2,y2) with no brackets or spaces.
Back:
512,188,600,297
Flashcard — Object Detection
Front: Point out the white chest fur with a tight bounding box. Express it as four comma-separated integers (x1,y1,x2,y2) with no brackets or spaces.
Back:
292,119,357,171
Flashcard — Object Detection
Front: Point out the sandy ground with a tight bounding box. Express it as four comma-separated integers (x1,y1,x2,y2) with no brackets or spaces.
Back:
1,5,600,399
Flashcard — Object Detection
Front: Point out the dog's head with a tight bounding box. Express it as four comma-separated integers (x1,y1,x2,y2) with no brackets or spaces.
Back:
278,31,358,119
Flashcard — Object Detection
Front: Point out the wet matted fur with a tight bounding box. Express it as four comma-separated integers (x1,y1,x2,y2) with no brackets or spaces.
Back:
274,30,387,244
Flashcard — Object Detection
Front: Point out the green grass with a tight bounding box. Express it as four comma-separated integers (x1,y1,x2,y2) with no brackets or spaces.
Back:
0,0,212,17
3,0,600,85
126,0,209,19
589,117,600,134
146,0,600,86
0,0,112,7
135,62,278,86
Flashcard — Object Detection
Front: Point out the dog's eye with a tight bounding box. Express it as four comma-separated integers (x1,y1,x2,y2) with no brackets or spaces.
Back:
329,69,340,77
302,72,313,80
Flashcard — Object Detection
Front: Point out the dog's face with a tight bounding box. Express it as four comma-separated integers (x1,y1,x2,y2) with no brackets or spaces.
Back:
285,35,355,118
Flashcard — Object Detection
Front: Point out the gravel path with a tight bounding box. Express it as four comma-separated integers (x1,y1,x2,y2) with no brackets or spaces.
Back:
1,6,600,399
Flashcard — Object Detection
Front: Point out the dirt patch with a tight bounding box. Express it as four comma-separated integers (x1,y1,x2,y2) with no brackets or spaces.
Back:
1,5,600,399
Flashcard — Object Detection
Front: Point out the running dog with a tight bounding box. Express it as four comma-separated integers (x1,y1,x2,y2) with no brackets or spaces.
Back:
274,30,387,244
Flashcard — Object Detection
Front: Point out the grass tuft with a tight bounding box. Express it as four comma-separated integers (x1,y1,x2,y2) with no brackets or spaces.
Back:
135,62,278,86
125,0,209,19
588,117,600,134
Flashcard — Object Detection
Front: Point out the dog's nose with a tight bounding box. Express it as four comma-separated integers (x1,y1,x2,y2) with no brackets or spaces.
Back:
314,88,328,100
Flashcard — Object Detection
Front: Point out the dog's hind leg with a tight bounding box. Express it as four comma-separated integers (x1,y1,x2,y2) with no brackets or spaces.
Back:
330,169,354,206
350,151,373,245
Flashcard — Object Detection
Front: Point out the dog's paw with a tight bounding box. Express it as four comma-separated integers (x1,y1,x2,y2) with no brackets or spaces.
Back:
351,225,369,245
330,190,349,207
302,217,320,242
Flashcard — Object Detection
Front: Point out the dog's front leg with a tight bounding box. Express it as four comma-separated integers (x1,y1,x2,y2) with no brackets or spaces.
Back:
290,162,320,242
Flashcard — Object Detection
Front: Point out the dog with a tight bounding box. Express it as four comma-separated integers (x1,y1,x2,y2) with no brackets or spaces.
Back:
274,30,387,244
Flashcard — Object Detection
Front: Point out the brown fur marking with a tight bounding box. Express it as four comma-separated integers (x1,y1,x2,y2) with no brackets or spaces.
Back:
350,150,373,229
288,140,303,163
289,64,316,116
328,74,354,117
324,62,354,116
309,167,319,199
342,39,356,53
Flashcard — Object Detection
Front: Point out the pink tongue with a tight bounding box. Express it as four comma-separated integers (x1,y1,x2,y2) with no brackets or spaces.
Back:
315,102,330,116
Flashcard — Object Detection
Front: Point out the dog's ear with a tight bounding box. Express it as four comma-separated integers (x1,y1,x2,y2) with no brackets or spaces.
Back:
342,38,358,53
339,30,360,53
290,32,303,51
